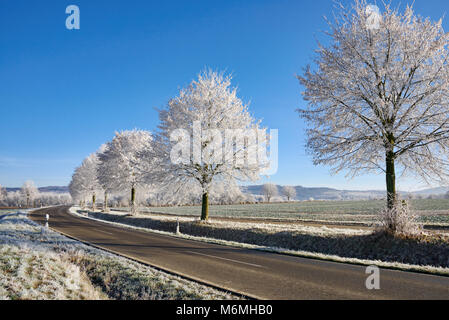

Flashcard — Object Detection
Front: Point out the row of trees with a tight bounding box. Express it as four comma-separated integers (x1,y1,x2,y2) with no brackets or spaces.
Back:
71,1,449,230
69,71,271,220
0,181,72,208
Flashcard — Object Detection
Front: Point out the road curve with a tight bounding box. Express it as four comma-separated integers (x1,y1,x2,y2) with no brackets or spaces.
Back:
29,206,449,300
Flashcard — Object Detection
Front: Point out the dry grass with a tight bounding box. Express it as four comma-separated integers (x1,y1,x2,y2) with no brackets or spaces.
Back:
69,253,238,300
0,212,106,300
0,245,107,300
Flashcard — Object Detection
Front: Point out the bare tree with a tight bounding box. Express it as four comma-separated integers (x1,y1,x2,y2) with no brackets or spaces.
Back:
69,173,86,208
69,154,102,210
150,70,267,220
262,183,278,203
97,130,152,214
20,180,39,208
298,1,449,209
0,184,6,205
95,143,111,212
282,185,296,201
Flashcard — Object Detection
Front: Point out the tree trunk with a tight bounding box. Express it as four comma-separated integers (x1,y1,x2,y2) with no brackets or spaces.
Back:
201,192,209,221
131,187,136,214
386,150,396,209
92,194,96,211
103,191,109,212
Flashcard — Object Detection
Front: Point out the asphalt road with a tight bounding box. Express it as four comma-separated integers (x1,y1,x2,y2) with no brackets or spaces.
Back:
29,206,449,300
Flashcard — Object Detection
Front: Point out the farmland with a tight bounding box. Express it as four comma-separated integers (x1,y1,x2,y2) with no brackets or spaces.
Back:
135,199,449,225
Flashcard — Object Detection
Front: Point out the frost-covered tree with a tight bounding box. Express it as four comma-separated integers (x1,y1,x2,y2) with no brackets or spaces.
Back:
97,130,152,214
0,184,6,204
298,1,449,209
262,183,278,203
70,153,102,210
282,185,296,201
210,181,246,205
30,192,72,207
6,191,22,207
154,178,245,206
69,173,86,207
95,143,112,212
20,180,39,208
150,70,268,220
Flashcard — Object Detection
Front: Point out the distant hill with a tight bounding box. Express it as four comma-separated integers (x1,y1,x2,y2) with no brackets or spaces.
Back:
242,184,449,201
413,187,449,195
241,185,388,201
38,186,69,193
6,186,69,194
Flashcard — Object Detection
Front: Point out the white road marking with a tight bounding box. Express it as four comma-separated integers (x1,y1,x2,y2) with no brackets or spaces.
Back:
96,229,113,235
186,251,265,269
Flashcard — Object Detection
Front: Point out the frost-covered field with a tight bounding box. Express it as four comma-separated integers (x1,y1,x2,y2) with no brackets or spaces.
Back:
0,210,239,300
133,199,449,226
100,208,370,236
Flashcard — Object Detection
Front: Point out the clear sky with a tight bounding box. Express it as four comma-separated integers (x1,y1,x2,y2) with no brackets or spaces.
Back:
0,0,448,190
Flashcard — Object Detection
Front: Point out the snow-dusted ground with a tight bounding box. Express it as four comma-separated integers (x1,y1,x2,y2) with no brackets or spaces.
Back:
98,208,371,236
0,211,106,300
115,202,449,228
0,210,239,300
72,207,449,276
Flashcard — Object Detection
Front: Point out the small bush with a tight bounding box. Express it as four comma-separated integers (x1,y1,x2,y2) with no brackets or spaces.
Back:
377,200,423,236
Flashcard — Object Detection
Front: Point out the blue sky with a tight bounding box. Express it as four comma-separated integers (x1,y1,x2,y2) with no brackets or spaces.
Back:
0,0,447,190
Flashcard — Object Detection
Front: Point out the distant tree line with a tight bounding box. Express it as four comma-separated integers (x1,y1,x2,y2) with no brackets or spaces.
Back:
0,181,72,208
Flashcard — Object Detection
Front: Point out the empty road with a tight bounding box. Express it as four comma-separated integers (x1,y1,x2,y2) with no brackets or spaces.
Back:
29,206,449,300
